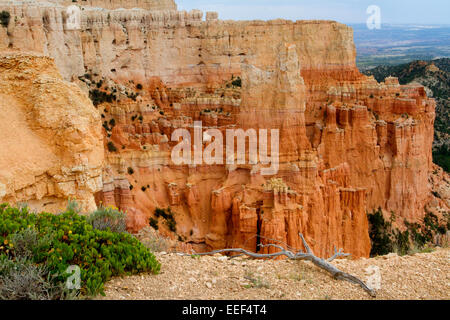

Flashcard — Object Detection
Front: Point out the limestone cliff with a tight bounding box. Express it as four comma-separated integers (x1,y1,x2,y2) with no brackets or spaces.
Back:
0,1,448,258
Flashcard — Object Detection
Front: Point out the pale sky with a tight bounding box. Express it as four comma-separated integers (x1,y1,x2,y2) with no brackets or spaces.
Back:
176,0,450,25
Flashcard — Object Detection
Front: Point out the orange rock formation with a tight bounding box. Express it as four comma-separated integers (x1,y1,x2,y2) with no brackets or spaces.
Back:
0,53,104,212
0,1,448,258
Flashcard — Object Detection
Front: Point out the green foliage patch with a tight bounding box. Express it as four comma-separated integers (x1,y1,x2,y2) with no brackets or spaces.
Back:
154,208,176,233
89,89,116,106
231,76,242,87
107,141,117,152
433,145,450,173
149,218,159,230
0,11,10,28
368,208,449,257
0,204,160,298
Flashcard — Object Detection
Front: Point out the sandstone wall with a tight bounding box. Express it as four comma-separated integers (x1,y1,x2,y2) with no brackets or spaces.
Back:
28,0,177,11
0,53,104,212
0,1,447,258
0,2,356,84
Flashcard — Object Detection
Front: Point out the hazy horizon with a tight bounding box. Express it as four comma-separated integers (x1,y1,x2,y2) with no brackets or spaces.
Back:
176,0,450,25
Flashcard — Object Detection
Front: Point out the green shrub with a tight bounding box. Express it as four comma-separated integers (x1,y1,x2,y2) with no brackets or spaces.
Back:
368,208,449,257
433,145,450,173
102,121,110,132
126,92,138,101
368,208,394,256
87,206,127,233
368,209,410,256
127,167,134,175
10,228,52,260
0,11,10,28
231,76,242,87
154,208,165,219
107,141,117,152
108,118,116,128
0,204,160,297
89,89,115,106
154,208,169,219
154,208,176,233
149,218,158,230
166,218,176,233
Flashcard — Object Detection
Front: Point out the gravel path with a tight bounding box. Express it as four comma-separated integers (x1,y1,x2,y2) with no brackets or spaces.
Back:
99,248,450,300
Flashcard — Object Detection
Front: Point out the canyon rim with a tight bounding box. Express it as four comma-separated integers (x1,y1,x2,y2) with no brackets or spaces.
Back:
0,0,449,259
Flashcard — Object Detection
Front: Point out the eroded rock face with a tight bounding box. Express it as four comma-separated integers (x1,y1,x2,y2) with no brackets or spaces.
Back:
54,0,177,11
0,53,104,212
0,1,448,258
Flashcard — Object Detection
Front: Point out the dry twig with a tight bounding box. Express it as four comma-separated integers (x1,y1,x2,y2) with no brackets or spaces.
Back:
187,233,376,297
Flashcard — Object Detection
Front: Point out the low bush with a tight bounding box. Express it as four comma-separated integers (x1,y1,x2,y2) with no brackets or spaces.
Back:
433,145,450,173
140,232,170,253
368,208,449,256
154,208,176,233
154,208,166,218
87,206,127,233
368,208,394,256
166,218,176,233
0,204,160,298
107,141,117,152
231,76,242,87
0,255,73,300
0,11,10,28
149,218,159,230
89,89,116,106
66,199,81,214
9,228,52,259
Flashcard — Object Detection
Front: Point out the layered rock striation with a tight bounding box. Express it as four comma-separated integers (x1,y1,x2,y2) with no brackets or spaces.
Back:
0,0,447,258
0,53,104,212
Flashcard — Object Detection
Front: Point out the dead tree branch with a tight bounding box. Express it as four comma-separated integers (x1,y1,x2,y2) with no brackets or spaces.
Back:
187,233,376,297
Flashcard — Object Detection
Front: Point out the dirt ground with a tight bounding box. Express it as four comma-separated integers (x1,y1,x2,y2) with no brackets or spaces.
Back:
99,247,449,300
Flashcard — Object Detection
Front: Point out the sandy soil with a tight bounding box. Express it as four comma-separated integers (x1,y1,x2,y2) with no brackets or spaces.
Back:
99,247,449,300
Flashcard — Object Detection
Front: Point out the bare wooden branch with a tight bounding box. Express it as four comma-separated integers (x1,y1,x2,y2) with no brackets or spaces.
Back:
186,233,376,297
299,233,312,254
327,246,351,262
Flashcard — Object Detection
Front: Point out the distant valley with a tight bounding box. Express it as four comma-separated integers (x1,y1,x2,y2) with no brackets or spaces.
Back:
353,24,450,69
